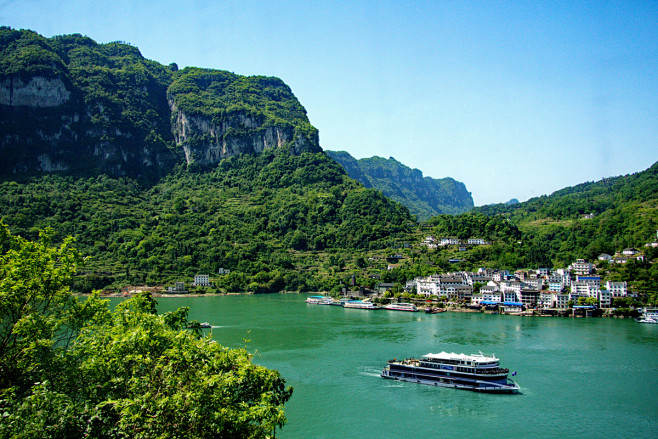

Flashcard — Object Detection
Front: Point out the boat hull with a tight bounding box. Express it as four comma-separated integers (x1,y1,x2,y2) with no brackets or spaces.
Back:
380,368,520,394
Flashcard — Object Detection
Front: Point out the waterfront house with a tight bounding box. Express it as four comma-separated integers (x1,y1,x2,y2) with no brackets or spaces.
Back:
377,283,395,294
194,274,210,287
519,289,540,307
598,289,612,308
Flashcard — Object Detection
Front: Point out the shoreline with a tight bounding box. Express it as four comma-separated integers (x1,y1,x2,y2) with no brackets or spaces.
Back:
84,290,635,319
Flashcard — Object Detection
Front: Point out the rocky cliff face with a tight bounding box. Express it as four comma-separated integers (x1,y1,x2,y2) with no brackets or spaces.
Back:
170,101,315,166
1,29,321,179
0,76,71,107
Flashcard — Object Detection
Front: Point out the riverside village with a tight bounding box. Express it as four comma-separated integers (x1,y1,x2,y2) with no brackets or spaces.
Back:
141,233,658,322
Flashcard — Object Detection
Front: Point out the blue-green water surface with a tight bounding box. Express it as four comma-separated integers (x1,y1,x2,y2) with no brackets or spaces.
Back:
147,294,657,438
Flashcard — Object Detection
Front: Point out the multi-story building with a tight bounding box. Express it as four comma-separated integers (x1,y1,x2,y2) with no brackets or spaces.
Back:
598,289,612,308
548,281,565,292
605,281,627,297
519,289,540,307
524,278,544,291
576,276,601,289
194,274,210,287
571,259,594,276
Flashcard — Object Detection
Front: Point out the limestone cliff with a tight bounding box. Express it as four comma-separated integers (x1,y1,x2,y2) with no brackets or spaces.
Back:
167,68,321,167
0,76,71,107
170,101,318,166
0,29,320,179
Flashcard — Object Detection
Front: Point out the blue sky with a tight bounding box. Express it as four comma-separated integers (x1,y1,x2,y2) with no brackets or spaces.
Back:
2,0,657,205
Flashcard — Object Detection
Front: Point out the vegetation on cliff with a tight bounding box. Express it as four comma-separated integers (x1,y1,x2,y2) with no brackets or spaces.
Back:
0,27,320,178
169,67,319,151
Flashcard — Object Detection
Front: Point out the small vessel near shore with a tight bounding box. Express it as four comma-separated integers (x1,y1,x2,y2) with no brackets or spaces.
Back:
636,307,658,324
383,303,418,312
381,351,520,393
343,300,382,310
424,307,446,314
306,295,325,304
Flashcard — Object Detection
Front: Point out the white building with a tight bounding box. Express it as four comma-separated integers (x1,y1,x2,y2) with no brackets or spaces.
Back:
576,276,601,289
524,278,544,291
439,237,461,246
605,281,627,297
571,259,594,276
598,289,612,308
194,274,210,287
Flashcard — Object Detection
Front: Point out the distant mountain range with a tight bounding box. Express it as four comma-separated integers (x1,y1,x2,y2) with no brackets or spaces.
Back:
326,151,473,220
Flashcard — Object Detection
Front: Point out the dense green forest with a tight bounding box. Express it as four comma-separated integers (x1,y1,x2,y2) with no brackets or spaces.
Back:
326,151,474,219
472,161,658,265
0,149,413,293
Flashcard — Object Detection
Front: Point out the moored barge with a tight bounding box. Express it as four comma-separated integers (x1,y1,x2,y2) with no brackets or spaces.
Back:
381,351,520,393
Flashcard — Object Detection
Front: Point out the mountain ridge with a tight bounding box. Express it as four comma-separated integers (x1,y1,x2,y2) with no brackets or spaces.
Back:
326,150,474,219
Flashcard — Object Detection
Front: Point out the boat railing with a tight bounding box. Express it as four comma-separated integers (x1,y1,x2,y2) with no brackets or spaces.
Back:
476,368,509,375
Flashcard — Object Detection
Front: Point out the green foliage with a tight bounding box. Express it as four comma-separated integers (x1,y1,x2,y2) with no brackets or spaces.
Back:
0,151,413,291
0,225,292,438
0,28,178,180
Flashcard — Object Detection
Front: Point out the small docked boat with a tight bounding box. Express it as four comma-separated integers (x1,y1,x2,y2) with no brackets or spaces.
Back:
636,307,658,324
306,295,325,304
381,351,520,393
384,303,418,312
343,300,382,310
424,307,446,314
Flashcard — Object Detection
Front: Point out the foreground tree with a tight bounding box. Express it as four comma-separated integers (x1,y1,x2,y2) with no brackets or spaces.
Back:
0,223,292,438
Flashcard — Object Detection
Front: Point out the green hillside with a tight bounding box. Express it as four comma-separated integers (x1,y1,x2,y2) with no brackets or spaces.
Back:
407,162,657,298
0,150,413,292
473,161,658,264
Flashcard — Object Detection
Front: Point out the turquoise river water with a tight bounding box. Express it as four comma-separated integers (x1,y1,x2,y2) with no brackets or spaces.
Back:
139,293,656,438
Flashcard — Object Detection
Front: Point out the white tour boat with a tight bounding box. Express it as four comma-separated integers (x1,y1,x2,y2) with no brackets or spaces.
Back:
383,303,418,312
343,300,382,310
381,351,520,393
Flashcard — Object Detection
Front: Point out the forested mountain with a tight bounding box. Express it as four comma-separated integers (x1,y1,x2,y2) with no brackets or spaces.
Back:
326,150,473,219
1,28,655,296
0,27,320,179
0,28,415,292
